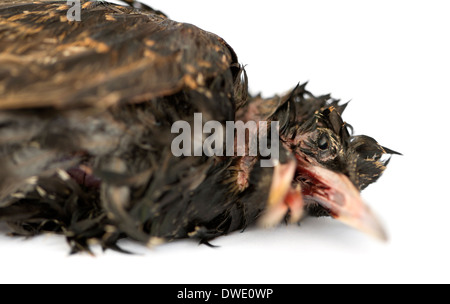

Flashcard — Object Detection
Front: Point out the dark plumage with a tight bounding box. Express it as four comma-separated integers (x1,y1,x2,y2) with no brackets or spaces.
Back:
0,0,399,253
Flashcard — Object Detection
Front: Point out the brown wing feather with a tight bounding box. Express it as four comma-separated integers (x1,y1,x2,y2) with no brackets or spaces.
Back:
0,0,236,109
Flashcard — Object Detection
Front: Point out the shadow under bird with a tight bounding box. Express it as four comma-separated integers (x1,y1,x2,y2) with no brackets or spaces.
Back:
0,0,400,253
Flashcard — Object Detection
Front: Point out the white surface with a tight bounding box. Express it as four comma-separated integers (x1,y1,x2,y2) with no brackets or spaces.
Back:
1,0,450,284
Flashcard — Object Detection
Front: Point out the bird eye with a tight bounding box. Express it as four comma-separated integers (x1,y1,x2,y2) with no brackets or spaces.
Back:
318,134,329,150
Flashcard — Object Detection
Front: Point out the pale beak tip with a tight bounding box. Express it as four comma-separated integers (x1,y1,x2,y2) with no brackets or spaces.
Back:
369,218,389,243
361,206,389,242
336,207,389,242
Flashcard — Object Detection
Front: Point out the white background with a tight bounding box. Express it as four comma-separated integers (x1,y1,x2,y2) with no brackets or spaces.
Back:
1,0,449,284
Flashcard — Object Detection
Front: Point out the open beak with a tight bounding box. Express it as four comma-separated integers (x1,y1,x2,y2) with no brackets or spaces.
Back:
259,158,303,228
261,158,387,241
304,165,388,241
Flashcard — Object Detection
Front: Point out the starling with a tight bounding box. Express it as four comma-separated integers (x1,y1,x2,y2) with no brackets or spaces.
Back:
0,0,399,253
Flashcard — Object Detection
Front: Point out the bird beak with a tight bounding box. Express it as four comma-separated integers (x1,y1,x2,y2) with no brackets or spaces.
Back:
259,159,304,227
260,157,387,241
303,164,388,241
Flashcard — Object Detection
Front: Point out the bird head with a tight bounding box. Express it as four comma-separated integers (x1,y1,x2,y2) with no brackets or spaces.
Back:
256,84,400,240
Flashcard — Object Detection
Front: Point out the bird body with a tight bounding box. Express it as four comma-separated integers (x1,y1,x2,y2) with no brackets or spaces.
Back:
0,0,398,253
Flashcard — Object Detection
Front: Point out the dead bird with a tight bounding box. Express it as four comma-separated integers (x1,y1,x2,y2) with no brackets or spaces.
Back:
0,0,400,253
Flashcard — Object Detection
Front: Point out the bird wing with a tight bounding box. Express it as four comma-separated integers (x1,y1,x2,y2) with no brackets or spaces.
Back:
0,0,237,110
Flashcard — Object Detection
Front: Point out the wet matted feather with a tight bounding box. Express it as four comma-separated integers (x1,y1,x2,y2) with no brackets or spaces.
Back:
0,0,399,253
